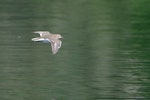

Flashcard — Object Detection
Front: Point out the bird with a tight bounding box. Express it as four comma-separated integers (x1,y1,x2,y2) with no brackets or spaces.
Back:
32,31,63,54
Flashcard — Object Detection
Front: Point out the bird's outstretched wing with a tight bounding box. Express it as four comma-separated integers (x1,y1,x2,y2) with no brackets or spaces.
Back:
49,39,62,54
34,31,51,37
32,37,50,43
32,37,45,41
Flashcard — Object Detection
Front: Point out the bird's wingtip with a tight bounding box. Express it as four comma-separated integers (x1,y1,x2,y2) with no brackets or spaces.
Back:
34,31,50,33
33,31,40,33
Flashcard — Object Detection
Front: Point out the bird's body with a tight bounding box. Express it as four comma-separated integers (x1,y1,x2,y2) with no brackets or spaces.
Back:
32,31,63,54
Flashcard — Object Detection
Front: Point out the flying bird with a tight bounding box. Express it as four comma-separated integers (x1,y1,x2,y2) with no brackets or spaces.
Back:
32,31,63,54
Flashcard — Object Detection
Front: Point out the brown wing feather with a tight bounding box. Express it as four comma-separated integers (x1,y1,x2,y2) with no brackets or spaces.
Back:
50,39,62,54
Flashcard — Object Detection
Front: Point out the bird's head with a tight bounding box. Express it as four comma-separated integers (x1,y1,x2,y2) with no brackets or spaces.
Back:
55,34,63,39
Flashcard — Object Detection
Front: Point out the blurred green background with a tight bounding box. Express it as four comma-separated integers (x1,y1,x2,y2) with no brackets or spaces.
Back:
0,0,150,100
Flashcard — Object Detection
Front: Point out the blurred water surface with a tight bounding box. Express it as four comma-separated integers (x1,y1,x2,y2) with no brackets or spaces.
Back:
0,0,150,100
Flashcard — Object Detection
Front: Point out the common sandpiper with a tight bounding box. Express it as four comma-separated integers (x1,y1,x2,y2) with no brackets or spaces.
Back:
32,31,63,54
